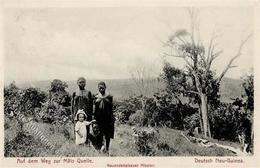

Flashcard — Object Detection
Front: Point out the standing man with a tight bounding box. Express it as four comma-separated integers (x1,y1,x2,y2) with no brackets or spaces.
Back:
72,77,93,144
93,81,114,153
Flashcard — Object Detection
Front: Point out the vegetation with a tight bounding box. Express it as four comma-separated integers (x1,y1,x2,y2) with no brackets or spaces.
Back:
5,121,235,157
162,8,252,137
4,64,254,157
4,8,253,156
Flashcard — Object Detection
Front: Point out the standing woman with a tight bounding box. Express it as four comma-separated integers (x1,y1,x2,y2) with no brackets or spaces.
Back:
94,81,114,153
72,77,93,144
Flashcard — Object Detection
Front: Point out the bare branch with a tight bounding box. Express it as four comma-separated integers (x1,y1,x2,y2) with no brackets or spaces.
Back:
199,52,207,67
212,50,223,58
212,43,219,50
183,56,194,68
176,36,188,46
206,49,223,73
162,41,175,49
230,65,238,68
207,28,221,65
216,33,252,84
188,7,199,45
196,18,202,45
164,52,194,69
163,53,184,58
207,30,217,63
186,90,200,95
192,71,202,93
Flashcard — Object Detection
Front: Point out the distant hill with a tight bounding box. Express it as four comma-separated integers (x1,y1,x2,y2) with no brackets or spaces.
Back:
16,77,244,102
219,77,244,102
18,79,139,101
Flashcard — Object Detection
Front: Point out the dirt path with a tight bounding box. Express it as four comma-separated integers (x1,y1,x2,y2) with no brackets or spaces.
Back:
181,132,248,156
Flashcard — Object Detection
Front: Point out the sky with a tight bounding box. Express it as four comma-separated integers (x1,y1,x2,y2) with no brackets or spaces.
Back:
3,6,254,84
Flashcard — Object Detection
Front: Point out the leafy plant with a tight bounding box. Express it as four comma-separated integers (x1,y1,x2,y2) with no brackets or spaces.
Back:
132,127,159,156
114,96,142,124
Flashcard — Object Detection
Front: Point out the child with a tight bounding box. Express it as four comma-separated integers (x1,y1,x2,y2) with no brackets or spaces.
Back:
72,77,93,144
74,109,94,145
89,121,105,152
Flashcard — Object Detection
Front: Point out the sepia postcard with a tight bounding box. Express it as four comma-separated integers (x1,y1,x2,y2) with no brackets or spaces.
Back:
0,0,259,167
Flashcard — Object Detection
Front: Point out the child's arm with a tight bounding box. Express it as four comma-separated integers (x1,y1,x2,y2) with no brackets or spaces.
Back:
75,122,83,138
90,119,96,124
84,121,92,126
76,130,83,138
84,120,96,126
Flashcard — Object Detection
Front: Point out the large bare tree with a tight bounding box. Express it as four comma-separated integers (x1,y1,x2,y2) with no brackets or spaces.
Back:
163,8,252,137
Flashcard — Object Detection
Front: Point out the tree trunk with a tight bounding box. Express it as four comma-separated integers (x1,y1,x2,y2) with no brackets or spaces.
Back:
207,117,212,137
207,104,212,137
198,105,203,134
176,98,185,130
200,93,211,137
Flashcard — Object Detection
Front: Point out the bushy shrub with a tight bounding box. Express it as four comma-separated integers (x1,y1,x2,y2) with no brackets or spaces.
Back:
39,101,71,127
183,113,200,131
4,82,23,116
22,87,47,116
5,132,44,157
132,127,159,156
128,110,144,126
116,91,197,129
4,80,72,136
209,73,253,146
154,91,197,129
49,79,71,107
114,96,142,124
127,96,159,127
33,79,72,129
4,82,47,118
209,101,252,144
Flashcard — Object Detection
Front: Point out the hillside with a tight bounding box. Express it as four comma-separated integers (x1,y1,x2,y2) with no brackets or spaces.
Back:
4,77,246,157
17,79,138,101
5,120,237,157
16,77,244,102
219,77,244,102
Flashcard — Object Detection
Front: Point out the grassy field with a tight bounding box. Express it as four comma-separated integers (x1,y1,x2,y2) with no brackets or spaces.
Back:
5,119,237,157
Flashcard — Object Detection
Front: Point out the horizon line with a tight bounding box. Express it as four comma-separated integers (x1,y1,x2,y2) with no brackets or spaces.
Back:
4,76,243,86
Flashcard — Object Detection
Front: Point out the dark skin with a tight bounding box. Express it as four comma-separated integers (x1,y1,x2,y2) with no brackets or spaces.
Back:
98,85,111,104
89,123,105,151
75,78,91,144
97,85,111,151
98,86,105,95
78,80,86,90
